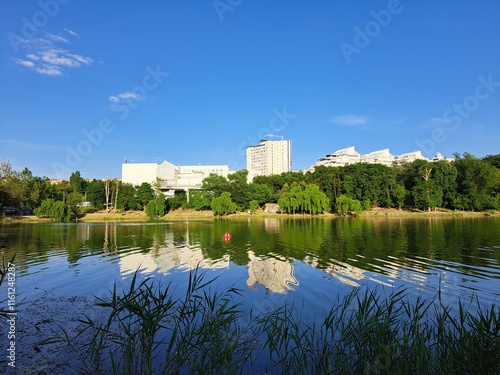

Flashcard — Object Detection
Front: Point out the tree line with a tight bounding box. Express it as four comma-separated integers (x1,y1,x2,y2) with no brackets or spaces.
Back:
1,152,499,220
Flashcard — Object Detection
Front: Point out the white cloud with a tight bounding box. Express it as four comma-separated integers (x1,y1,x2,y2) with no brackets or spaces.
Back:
11,30,92,76
64,28,79,37
43,31,69,44
35,66,63,76
16,59,35,68
108,91,144,105
430,117,452,125
332,115,367,126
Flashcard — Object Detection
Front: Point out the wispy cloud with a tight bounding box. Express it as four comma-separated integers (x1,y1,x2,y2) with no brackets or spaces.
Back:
331,114,368,126
108,91,145,106
64,28,79,37
12,30,92,76
430,117,452,125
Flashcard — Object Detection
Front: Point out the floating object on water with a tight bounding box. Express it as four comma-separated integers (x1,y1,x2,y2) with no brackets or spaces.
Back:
223,231,231,242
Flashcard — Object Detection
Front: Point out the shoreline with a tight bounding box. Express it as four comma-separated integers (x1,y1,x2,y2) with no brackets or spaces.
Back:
2,208,498,224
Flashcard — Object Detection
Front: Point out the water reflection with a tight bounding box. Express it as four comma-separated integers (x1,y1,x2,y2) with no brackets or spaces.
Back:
246,251,298,293
1,217,499,304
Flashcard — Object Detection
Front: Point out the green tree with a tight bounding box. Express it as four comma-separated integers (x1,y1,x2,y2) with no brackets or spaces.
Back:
136,182,154,210
117,183,139,211
227,170,249,209
249,200,259,213
201,174,230,197
69,171,87,194
146,193,166,219
211,192,237,217
166,190,187,211
189,190,213,210
34,199,71,221
335,194,362,216
86,180,106,209
454,153,500,211
394,184,406,210
67,192,84,215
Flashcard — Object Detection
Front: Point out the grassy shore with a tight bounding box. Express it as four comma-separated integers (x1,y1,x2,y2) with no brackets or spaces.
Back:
2,207,498,224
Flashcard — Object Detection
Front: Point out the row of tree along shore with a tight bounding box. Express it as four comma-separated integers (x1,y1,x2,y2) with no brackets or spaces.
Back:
1,153,499,221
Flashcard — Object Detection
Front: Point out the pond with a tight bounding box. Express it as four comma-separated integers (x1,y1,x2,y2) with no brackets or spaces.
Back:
1,216,500,373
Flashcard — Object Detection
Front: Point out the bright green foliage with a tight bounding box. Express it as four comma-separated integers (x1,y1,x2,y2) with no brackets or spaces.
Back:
454,153,500,211
136,183,155,210
116,183,139,211
166,190,187,211
146,193,166,219
34,199,71,221
335,194,362,216
394,184,406,210
278,183,329,214
211,192,237,217
69,171,87,194
188,190,213,210
67,192,84,215
85,180,106,209
248,183,271,206
249,200,259,213
201,174,230,197
227,170,249,209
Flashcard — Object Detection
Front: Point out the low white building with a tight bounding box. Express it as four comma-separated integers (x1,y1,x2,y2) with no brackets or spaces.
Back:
122,160,229,191
305,146,445,172
360,149,394,166
394,151,427,164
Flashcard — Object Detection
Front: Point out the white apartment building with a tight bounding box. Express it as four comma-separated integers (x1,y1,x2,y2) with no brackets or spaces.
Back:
305,147,447,172
246,139,292,180
305,146,360,172
394,151,427,164
360,149,395,166
122,160,229,190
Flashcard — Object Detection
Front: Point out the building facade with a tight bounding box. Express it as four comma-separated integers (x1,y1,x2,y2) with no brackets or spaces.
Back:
305,147,447,172
246,139,292,180
122,160,229,192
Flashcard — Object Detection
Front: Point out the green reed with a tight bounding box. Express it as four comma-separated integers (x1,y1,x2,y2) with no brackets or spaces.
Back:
42,268,500,374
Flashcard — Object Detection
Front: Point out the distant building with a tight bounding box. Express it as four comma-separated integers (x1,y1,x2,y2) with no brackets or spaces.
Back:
305,146,448,172
394,151,426,164
122,160,229,195
360,149,395,166
246,139,292,180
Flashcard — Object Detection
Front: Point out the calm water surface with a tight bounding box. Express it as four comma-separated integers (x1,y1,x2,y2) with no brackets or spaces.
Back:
1,217,500,372
1,217,500,313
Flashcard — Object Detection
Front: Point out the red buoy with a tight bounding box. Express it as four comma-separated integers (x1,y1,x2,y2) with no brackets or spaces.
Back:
223,231,231,242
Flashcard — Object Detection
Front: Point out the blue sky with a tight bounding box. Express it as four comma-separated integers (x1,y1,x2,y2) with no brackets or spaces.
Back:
1,0,499,179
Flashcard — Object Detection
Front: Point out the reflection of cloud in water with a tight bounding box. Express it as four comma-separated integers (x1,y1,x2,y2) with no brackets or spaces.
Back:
246,251,299,293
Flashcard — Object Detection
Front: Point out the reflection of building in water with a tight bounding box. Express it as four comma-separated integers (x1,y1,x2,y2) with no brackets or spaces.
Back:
246,251,298,293
119,228,229,276
263,218,280,233
305,256,391,288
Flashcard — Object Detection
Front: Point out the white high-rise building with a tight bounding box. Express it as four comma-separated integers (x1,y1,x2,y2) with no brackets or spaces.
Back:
246,139,292,179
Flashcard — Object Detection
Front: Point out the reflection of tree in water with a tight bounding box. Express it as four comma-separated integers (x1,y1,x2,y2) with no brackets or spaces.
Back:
246,251,299,293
